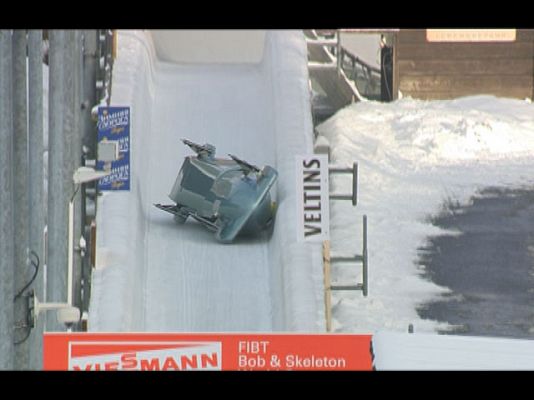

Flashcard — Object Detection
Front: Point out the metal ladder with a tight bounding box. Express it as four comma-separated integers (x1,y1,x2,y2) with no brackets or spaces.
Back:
319,153,368,332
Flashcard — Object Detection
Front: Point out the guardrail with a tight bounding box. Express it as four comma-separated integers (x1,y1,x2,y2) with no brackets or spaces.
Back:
305,30,365,103
340,48,382,101
306,29,394,104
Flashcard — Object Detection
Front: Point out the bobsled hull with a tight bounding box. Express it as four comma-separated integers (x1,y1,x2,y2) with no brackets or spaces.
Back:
155,139,278,243
216,166,277,242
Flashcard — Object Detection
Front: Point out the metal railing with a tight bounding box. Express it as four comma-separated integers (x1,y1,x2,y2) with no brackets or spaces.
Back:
329,163,358,206
306,29,396,103
320,154,368,332
340,48,381,100
305,30,365,102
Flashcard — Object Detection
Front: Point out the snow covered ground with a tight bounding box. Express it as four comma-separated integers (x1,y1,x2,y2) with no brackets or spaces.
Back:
89,30,324,333
317,95,534,334
373,330,534,370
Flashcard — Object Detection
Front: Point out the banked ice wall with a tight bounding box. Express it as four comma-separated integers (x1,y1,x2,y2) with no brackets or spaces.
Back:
90,30,324,332
90,31,158,330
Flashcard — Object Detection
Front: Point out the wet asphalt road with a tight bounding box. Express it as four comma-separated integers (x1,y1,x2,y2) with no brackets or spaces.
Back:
417,187,534,339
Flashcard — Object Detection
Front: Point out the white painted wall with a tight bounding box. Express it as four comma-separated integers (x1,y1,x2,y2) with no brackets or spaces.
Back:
149,30,266,64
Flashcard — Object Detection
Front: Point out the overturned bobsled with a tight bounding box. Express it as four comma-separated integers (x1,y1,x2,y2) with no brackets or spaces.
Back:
155,139,278,243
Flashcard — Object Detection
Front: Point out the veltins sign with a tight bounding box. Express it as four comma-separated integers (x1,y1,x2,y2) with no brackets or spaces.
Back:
296,155,330,242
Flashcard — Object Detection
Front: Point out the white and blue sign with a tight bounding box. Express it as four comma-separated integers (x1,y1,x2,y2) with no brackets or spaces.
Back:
97,106,130,191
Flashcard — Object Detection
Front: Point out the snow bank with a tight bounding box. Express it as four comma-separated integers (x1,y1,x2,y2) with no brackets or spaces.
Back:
316,96,534,334
373,331,534,370
90,31,323,332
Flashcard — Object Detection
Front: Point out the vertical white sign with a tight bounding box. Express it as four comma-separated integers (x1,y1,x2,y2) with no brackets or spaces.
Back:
296,155,330,242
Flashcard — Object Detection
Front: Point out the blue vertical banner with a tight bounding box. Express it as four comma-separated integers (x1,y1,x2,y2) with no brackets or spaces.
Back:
97,106,130,191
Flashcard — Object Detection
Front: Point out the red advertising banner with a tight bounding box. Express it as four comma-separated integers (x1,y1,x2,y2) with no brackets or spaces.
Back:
43,333,373,371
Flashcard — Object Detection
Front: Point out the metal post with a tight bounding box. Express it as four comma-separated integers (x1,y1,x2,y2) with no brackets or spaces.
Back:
105,30,114,99
68,194,75,305
336,30,341,75
81,30,98,316
112,30,117,60
363,215,368,297
0,29,15,370
63,30,78,318
72,30,84,314
82,30,97,159
47,30,68,332
12,30,29,370
380,45,393,102
96,29,105,103
28,29,45,370
352,162,358,206
323,241,332,332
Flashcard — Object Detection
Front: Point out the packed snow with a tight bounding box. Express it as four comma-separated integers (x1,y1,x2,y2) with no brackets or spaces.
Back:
316,95,534,334
373,331,534,370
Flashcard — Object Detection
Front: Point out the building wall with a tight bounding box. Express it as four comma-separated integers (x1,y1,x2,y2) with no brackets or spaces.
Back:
393,29,534,100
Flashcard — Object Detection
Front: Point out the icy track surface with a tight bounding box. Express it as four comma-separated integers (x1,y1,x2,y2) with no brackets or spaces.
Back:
89,31,323,332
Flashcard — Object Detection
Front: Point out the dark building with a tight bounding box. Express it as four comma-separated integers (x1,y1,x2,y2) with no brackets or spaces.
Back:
392,29,534,100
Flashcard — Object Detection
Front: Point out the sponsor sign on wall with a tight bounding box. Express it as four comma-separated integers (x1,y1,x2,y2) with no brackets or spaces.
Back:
426,29,516,42
295,155,330,242
43,333,373,371
97,106,130,191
